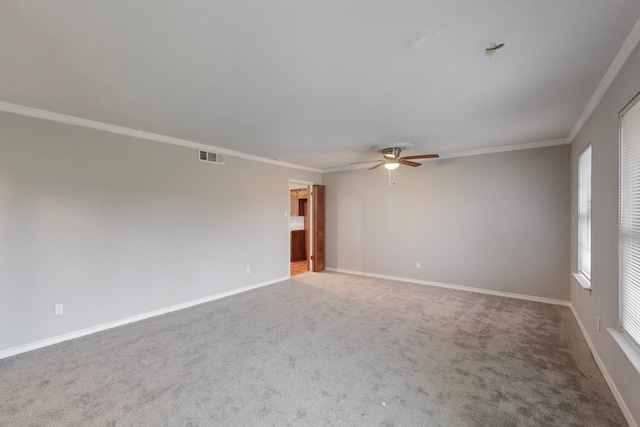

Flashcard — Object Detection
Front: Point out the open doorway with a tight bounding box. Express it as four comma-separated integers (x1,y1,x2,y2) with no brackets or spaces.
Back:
289,180,325,277
289,181,311,276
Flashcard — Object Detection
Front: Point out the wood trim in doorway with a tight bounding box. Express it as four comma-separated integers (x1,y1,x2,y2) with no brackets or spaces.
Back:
312,184,325,272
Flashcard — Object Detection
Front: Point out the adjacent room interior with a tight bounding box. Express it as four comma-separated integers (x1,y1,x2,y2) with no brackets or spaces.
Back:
289,182,310,276
1,1,640,425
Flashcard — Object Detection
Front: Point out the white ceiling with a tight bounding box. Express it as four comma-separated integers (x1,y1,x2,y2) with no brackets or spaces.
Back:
2,1,640,170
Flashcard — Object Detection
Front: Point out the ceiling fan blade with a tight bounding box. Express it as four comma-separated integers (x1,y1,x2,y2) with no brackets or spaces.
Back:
399,159,421,167
350,160,383,165
369,162,385,170
401,154,440,160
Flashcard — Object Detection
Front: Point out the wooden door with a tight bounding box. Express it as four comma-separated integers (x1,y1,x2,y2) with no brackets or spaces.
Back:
302,196,310,271
312,185,325,272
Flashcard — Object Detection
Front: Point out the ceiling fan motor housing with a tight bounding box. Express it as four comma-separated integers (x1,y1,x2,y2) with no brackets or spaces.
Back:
353,142,437,170
381,147,404,159
377,142,414,159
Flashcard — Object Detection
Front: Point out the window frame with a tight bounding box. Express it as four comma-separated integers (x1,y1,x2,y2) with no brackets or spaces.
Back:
575,144,592,290
615,92,640,374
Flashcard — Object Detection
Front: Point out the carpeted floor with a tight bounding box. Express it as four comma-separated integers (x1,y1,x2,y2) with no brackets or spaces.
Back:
0,272,627,426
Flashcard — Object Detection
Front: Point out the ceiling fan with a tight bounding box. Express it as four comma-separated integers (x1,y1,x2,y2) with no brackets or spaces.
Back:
351,143,439,170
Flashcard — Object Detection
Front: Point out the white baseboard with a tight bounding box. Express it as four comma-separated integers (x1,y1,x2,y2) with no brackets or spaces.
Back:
569,305,637,427
325,267,570,306
325,267,635,425
0,277,288,360
4,270,634,426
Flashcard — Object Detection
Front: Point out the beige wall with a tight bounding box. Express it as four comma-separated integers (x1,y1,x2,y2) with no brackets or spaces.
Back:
324,145,570,301
0,112,322,352
570,43,640,422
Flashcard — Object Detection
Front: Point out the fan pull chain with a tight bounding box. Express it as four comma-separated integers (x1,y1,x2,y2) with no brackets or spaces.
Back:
388,169,396,186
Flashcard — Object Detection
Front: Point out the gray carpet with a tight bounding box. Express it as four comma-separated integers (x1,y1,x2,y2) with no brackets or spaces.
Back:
0,272,627,426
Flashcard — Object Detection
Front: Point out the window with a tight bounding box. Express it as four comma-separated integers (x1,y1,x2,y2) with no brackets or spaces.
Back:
619,93,640,348
577,145,592,286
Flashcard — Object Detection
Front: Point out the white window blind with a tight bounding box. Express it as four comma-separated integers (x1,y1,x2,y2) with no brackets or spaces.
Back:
578,145,592,281
619,93,640,347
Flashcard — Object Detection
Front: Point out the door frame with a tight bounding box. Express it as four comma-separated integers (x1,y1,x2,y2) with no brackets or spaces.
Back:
289,179,315,273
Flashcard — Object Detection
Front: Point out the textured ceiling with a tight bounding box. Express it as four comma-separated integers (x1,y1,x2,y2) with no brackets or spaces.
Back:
2,1,640,170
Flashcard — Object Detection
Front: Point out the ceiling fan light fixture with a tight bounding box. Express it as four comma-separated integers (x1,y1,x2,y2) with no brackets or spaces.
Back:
384,162,400,170
352,143,438,171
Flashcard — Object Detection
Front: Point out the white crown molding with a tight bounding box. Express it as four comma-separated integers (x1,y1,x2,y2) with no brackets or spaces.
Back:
0,101,324,174
0,276,288,360
325,267,570,306
568,16,640,143
3,17,639,173
323,138,569,173
0,101,568,174
438,138,568,160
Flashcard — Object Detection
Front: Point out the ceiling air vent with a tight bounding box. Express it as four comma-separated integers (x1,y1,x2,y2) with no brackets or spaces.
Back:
198,150,225,165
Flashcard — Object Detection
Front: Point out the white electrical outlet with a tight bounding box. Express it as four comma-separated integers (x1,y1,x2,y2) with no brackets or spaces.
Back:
246,267,251,274
597,316,601,331
415,262,422,269
55,303,64,316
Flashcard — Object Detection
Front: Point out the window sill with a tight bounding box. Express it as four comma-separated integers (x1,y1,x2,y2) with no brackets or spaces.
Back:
608,328,640,375
572,272,591,290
